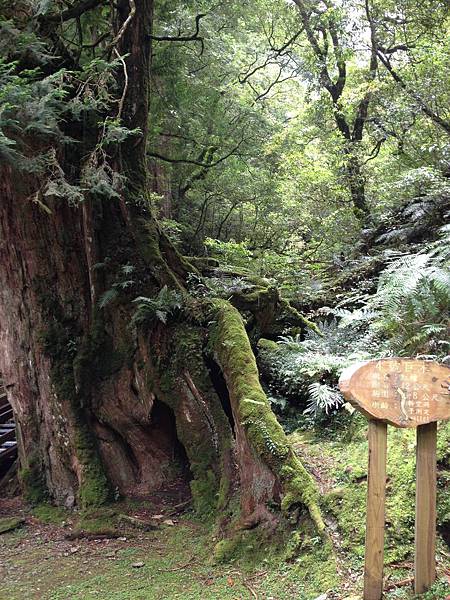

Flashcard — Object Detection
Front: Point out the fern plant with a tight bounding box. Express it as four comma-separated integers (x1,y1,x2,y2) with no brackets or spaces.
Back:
304,383,343,417
98,264,137,309
259,320,360,418
366,252,450,356
131,286,183,326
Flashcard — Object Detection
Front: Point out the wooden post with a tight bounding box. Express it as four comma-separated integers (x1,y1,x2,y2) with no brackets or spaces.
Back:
414,422,437,595
339,360,449,598
364,420,388,600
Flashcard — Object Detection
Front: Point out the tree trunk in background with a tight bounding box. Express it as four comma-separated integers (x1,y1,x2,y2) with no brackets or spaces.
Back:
346,152,369,221
0,0,325,537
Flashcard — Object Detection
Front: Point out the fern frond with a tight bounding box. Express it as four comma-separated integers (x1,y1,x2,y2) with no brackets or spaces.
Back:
99,288,119,308
304,383,343,416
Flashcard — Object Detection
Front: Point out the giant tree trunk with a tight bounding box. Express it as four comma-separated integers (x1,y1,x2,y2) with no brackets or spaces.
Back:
0,0,324,537
0,168,324,533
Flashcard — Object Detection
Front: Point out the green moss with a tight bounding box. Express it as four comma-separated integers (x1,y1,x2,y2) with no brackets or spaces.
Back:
257,338,279,352
212,528,279,564
437,420,450,463
77,508,119,534
324,423,450,566
0,516,25,534
73,311,126,395
185,256,220,271
134,218,194,289
20,455,48,505
154,320,237,519
209,300,325,535
284,529,304,560
75,428,110,509
32,504,68,525
212,516,336,590
278,298,323,336
37,289,112,510
190,469,219,515
217,473,231,509
213,536,241,562
289,533,338,592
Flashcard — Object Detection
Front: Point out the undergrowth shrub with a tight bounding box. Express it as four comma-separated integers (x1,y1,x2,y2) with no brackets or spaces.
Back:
260,228,450,423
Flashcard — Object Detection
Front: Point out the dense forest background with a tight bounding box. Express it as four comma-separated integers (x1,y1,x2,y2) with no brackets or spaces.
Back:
0,0,449,598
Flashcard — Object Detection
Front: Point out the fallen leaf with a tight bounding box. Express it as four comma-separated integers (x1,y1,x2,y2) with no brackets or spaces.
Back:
163,519,174,526
131,562,145,568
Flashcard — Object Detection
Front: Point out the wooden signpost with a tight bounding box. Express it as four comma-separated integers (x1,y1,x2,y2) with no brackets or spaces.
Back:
338,359,450,600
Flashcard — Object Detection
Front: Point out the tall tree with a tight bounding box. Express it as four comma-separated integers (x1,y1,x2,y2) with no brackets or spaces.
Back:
0,1,324,536
291,0,378,221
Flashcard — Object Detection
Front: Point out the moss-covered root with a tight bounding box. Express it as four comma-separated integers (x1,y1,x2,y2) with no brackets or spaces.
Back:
279,298,323,337
210,300,326,537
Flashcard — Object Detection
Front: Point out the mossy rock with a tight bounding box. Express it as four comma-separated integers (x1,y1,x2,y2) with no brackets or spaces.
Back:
185,256,220,272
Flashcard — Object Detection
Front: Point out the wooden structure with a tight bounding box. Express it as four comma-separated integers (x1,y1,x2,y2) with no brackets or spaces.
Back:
339,359,450,599
0,379,17,474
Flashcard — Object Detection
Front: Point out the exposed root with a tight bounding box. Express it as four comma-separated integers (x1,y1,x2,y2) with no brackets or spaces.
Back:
65,530,125,540
209,300,326,537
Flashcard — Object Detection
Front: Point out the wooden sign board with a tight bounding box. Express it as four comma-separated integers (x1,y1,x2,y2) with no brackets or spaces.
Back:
339,359,450,428
338,358,450,599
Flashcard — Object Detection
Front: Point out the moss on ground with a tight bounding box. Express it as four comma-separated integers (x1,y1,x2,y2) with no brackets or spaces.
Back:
1,414,449,600
32,504,68,525
0,513,341,600
0,516,24,534
292,417,450,600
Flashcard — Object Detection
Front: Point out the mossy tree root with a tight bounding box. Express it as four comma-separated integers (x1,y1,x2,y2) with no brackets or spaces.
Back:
230,284,322,338
209,300,326,536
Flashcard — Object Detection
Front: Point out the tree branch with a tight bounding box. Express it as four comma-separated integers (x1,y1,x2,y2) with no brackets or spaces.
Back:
239,29,303,85
111,0,135,49
376,50,450,135
150,13,206,53
352,0,378,141
148,139,245,168
42,0,106,23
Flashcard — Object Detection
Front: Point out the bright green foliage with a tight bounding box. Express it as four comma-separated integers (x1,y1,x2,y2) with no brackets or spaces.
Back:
257,317,370,419
369,253,450,356
146,0,450,298
332,230,450,359
1,0,449,590
258,228,449,423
